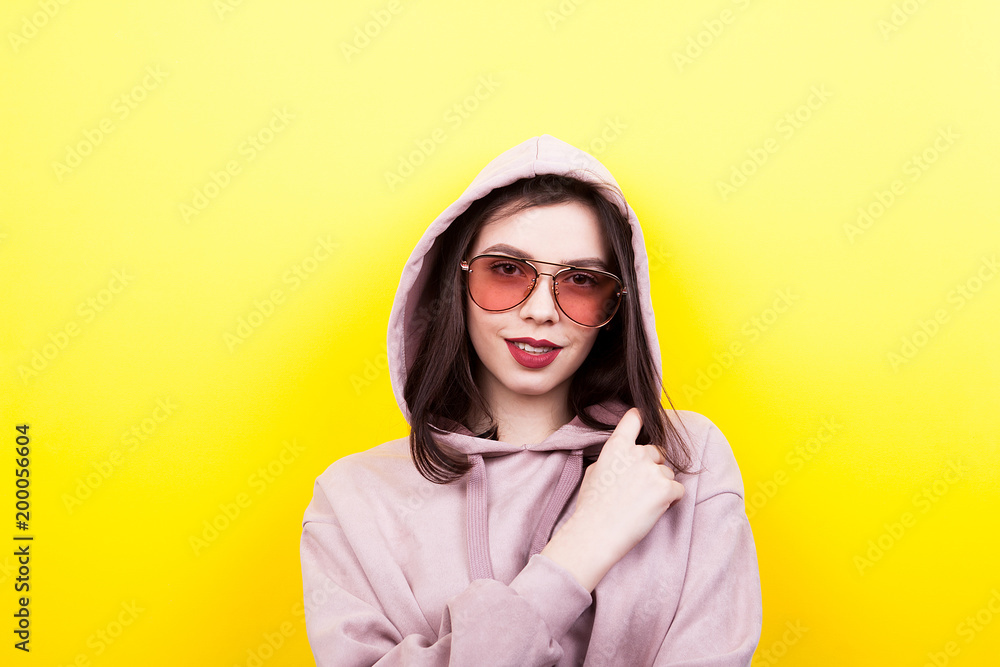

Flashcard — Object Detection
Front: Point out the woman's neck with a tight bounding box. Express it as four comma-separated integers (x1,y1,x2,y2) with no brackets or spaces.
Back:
474,376,574,446
493,399,572,445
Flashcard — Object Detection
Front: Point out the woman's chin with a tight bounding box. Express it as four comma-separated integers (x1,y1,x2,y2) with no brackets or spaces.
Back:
498,374,570,400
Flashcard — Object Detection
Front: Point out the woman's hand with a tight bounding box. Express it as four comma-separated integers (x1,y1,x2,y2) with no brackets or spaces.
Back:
540,408,685,592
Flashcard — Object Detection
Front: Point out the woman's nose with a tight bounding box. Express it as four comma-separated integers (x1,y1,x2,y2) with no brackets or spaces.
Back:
518,273,560,323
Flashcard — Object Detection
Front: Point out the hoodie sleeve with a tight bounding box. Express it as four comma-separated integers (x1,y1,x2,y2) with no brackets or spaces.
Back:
653,420,763,667
300,478,594,666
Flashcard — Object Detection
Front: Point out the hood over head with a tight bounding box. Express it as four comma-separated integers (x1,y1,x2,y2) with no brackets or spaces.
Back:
384,135,670,583
388,134,662,436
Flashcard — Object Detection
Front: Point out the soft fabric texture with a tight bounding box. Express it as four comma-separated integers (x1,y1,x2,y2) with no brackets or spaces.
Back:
301,135,762,666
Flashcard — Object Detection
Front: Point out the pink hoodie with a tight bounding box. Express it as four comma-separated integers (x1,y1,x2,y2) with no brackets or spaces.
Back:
301,135,762,666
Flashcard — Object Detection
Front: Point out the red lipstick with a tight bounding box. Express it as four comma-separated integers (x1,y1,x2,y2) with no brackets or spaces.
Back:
505,338,562,369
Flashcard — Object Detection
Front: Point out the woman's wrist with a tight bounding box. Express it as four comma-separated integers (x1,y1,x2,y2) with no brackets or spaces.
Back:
540,514,615,593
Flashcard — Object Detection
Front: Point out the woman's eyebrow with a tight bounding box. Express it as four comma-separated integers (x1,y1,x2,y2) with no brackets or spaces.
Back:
480,243,610,270
481,243,529,258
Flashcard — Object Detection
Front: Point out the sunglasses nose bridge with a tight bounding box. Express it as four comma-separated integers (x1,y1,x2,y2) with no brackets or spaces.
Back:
520,270,563,317
532,270,559,296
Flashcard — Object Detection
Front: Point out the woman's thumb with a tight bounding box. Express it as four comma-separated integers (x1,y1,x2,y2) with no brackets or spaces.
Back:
610,407,642,445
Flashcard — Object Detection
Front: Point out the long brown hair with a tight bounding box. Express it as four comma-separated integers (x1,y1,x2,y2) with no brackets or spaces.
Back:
404,174,693,484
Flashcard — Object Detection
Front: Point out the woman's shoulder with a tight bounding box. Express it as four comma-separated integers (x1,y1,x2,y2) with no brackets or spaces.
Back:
314,437,418,488
667,409,746,499
306,437,408,502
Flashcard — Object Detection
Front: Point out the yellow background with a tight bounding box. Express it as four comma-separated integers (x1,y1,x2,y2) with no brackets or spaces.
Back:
2,1,998,665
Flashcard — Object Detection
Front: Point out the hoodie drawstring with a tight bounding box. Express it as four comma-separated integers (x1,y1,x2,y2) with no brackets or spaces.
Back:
467,449,585,581
529,450,583,557
467,453,495,581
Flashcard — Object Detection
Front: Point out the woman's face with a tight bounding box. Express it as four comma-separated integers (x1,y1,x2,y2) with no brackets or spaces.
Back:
464,200,610,408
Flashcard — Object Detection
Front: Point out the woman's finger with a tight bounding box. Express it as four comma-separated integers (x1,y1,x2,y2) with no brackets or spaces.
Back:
666,479,685,505
643,444,665,465
609,408,642,446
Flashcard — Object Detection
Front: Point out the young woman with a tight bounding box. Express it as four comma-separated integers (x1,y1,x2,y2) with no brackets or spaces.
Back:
301,135,762,666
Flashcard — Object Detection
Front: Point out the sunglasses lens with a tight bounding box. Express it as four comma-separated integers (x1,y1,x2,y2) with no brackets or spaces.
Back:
465,256,623,327
556,270,622,327
467,256,534,311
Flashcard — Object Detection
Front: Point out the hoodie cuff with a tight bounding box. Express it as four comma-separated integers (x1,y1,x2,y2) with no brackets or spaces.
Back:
509,553,593,640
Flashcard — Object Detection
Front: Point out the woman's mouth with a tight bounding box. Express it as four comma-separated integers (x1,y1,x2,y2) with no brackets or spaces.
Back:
505,339,562,369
